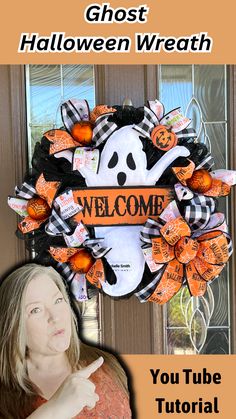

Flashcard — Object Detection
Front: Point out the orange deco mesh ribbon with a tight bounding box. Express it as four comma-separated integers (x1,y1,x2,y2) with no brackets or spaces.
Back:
160,216,191,246
49,247,79,263
36,174,61,207
204,179,230,197
86,259,105,288
44,129,78,155
148,259,183,304
172,160,195,185
18,216,46,234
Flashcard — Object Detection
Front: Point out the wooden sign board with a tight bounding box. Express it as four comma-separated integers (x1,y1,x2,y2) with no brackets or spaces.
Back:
72,186,173,226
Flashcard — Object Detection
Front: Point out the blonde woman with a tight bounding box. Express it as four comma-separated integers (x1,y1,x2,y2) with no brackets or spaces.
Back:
0,264,132,419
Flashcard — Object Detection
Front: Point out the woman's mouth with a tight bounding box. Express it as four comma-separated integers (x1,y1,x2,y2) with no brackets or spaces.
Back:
53,329,65,336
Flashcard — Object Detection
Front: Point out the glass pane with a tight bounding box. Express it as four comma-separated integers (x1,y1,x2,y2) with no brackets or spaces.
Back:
26,64,95,159
201,329,229,354
167,287,189,328
167,328,229,355
26,64,99,345
167,278,229,329
194,65,225,121
206,123,226,168
167,329,195,354
27,65,62,155
160,65,192,113
159,65,230,354
208,270,229,327
28,64,61,126
62,65,95,107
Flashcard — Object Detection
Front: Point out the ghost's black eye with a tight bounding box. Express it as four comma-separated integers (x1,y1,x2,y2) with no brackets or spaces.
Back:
108,152,118,168
126,153,136,170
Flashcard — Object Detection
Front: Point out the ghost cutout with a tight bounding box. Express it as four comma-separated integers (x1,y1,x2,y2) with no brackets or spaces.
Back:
57,127,190,296
78,126,189,296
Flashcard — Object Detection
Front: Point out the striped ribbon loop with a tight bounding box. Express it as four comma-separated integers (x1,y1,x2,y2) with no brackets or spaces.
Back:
140,218,162,244
15,182,36,199
92,113,118,147
133,106,159,138
184,195,215,231
84,238,111,259
61,99,90,132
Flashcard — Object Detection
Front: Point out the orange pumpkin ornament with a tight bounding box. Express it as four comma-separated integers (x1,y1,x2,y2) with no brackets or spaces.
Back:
186,169,212,193
151,125,178,151
27,197,51,220
69,249,95,273
71,121,93,145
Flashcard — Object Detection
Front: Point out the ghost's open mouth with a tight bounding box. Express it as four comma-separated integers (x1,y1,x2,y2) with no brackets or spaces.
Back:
117,172,127,186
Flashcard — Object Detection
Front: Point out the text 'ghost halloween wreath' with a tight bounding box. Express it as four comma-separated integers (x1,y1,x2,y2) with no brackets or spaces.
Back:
8,99,236,304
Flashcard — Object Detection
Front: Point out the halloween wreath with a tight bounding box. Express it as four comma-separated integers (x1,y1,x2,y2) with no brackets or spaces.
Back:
8,99,236,304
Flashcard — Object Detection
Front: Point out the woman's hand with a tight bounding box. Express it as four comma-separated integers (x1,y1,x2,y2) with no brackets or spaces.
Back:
50,356,104,419
27,357,104,419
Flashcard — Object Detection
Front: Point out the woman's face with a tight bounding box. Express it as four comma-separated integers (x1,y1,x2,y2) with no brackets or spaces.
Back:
24,275,72,356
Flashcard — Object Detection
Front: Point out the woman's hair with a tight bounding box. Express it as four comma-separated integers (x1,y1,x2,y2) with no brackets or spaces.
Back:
0,263,129,418
0,264,79,393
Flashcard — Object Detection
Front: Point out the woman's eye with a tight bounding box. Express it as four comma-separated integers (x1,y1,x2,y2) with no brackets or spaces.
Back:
55,297,63,304
30,307,41,315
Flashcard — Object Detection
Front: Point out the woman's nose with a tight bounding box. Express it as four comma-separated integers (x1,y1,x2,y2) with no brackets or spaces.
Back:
47,309,59,323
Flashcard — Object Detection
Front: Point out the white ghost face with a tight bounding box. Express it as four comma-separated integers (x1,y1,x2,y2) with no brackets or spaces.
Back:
98,126,147,186
82,126,148,187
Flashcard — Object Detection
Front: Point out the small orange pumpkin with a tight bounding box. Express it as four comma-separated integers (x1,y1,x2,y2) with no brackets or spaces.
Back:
186,169,212,193
151,125,177,151
69,249,95,273
27,197,50,220
71,121,93,145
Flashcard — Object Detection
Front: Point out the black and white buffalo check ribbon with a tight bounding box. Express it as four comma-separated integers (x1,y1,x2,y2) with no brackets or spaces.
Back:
135,268,164,303
83,237,111,259
140,218,162,245
184,195,215,231
176,127,197,141
15,182,36,199
133,106,159,138
196,154,215,171
137,218,165,302
45,209,71,236
56,262,75,282
61,99,90,132
92,113,118,147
